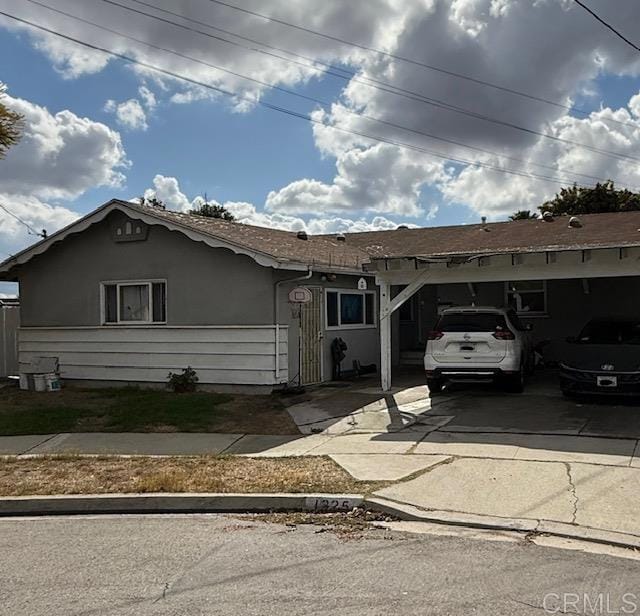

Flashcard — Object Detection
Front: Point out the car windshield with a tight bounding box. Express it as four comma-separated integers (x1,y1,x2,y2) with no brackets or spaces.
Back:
436,313,507,333
578,321,640,345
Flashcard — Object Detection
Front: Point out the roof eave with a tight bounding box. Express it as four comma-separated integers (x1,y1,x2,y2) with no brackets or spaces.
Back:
0,199,317,277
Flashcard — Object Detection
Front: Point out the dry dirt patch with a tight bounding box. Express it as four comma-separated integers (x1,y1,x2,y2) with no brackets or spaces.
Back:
0,455,387,496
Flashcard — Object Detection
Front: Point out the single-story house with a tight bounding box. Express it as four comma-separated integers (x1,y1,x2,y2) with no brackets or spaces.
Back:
1,199,639,392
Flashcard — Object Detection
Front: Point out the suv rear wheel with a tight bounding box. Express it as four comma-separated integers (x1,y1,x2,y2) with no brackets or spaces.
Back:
505,363,525,393
427,378,444,394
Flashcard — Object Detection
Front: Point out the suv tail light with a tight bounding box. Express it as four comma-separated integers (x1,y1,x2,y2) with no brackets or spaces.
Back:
493,329,515,340
427,331,444,340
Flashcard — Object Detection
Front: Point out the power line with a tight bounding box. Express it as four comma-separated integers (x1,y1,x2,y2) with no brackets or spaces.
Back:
125,0,640,133
91,0,640,165
204,0,631,124
25,0,637,188
0,202,47,238
0,9,627,191
573,0,640,53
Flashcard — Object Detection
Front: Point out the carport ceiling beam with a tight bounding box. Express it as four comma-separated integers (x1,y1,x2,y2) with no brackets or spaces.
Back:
380,269,431,320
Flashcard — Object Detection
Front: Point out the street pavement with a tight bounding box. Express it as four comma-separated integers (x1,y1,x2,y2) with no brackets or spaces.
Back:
1,514,639,615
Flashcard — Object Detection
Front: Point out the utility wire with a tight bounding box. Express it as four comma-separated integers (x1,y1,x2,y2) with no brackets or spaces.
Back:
204,0,630,123
0,202,47,238
2,9,630,191
125,0,637,129
88,0,640,166
26,0,637,188
573,0,640,53
125,0,639,133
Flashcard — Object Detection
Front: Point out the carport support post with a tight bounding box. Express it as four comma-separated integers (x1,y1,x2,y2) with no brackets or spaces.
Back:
380,280,392,392
379,270,431,392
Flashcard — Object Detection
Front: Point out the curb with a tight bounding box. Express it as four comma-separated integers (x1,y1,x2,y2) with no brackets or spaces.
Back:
0,493,364,517
364,496,640,551
1,492,639,552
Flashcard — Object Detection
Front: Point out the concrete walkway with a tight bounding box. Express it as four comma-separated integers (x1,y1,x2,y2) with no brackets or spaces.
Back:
4,370,640,542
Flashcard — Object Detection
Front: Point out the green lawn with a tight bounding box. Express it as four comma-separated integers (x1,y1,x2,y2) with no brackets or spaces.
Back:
0,386,301,435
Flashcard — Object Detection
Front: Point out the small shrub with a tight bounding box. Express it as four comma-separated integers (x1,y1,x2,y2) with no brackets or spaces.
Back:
167,366,199,393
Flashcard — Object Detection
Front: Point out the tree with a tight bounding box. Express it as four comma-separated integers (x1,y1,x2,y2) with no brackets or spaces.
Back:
139,195,166,209
190,200,235,221
0,83,24,159
509,210,538,221
539,181,640,216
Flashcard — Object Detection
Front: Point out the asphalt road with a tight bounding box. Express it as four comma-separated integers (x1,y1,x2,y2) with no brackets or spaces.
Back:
0,514,639,616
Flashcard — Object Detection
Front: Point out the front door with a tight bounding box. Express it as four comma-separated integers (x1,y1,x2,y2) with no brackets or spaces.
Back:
300,287,323,384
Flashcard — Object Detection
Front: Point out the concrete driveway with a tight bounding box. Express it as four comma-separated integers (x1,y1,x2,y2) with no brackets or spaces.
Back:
286,367,640,440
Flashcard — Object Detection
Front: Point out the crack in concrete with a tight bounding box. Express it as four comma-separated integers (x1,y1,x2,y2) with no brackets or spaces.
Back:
18,433,62,455
153,582,170,603
564,462,578,524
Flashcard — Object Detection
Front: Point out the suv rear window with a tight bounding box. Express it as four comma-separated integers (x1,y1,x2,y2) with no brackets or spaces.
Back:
436,313,507,333
578,321,640,345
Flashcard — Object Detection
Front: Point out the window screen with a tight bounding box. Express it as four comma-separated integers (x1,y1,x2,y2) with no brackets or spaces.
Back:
152,282,166,322
340,293,364,325
326,291,338,327
119,284,150,322
104,284,117,323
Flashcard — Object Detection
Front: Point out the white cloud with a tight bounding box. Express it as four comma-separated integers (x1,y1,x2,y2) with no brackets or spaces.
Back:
144,175,192,212
6,0,640,221
104,84,158,131
266,142,447,217
0,193,79,254
138,85,156,110
30,29,110,79
105,98,148,131
0,94,128,200
0,88,126,259
141,176,412,233
442,99,640,217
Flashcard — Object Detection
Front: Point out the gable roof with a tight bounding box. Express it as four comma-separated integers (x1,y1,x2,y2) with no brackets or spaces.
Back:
133,202,369,270
0,199,370,278
335,211,640,261
2,201,640,281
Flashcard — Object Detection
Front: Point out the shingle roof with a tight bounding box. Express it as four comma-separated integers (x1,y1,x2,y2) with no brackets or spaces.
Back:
4,201,640,280
128,201,370,270
335,211,640,260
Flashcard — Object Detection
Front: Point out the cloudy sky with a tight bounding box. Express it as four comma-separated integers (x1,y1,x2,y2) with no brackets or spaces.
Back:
2,0,640,279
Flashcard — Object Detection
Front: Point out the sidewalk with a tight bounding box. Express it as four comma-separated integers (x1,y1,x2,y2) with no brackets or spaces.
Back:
4,429,640,542
4,370,640,544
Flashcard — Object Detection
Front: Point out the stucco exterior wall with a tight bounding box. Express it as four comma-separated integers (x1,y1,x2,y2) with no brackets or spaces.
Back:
275,272,379,384
19,212,274,327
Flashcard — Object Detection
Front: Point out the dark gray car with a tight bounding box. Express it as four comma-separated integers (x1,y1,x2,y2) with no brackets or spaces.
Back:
560,319,640,397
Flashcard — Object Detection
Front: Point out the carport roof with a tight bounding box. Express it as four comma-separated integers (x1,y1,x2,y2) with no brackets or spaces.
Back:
335,211,640,261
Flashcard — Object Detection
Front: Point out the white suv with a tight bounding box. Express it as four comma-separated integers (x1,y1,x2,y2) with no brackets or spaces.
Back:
424,306,534,393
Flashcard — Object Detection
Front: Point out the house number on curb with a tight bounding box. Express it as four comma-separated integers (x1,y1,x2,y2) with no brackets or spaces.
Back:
304,497,362,512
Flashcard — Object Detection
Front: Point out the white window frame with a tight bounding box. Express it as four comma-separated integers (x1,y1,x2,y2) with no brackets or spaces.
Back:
325,288,377,330
505,280,547,316
100,279,167,325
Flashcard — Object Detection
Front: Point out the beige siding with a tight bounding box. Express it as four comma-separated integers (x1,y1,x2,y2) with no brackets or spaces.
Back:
19,326,288,386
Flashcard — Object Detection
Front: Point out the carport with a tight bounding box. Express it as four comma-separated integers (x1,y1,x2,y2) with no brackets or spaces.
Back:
358,212,640,391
